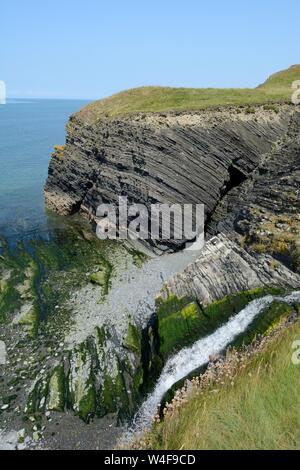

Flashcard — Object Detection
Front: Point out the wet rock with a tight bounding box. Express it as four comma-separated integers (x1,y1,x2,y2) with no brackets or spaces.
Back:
122,323,141,353
32,431,40,442
68,341,96,421
0,430,19,450
46,366,65,412
26,325,143,423
0,340,7,365
14,303,39,339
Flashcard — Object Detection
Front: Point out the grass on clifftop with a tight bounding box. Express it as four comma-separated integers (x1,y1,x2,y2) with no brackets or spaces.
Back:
78,65,300,122
143,318,300,450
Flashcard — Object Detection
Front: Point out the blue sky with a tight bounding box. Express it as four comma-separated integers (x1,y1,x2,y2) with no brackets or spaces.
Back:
1,0,299,99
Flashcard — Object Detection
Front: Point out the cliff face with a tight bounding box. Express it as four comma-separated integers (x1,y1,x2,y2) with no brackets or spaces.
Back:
45,105,295,250
157,109,300,318
159,233,300,307
151,108,300,371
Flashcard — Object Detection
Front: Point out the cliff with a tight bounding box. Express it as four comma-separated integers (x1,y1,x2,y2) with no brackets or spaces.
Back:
45,65,300,252
40,68,300,424
45,106,296,249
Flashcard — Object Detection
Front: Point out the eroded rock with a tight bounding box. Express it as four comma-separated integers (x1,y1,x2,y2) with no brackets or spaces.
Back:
159,233,300,307
45,106,294,251
27,325,143,422
0,340,6,365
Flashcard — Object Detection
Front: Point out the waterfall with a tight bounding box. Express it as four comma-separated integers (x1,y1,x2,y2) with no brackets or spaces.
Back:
130,290,300,434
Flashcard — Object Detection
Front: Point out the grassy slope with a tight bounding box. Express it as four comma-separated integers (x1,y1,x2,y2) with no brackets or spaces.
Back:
146,319,300,450
78,65,300,122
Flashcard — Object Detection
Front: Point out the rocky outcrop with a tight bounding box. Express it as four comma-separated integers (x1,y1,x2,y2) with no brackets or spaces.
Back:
158,233,300,307
45,105,295,250
27,324,143,422
207,110,300,273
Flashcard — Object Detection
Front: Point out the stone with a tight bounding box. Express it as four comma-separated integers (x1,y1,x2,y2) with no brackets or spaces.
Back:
45,105,294,252
32,431,40,442
18,429,26,441
159,234,300,307
0,340,7,365
68,341,96,422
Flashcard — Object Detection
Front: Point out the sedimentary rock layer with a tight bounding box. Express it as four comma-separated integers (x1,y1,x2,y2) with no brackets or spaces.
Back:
159,233,300,307
45,105,295,249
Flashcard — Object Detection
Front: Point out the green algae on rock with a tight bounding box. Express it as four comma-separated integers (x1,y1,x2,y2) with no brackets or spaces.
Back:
123,323,141,353
68,341,97,421
26,323,144,423
156,295,203,361
47,366,66,412
17,304,39,338
0,242,40,336
89,259,112,296
155,286,287,362
26,377,49,415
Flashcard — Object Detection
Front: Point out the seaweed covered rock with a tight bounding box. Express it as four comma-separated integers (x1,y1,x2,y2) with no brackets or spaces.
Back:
152,286,288,363
156,295,203,361
89,259,112,295
26,324,144,422
46,366,65,412
0,241,40,336
68,342,96,420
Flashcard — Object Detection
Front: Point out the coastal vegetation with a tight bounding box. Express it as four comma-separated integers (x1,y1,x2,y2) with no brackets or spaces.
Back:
77,65,300,121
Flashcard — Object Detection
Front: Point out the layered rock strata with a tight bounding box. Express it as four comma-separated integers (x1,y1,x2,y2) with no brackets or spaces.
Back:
45,106,295,250
158,233,300,307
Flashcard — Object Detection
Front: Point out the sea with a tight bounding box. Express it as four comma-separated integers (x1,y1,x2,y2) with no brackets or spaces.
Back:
0,98,89,244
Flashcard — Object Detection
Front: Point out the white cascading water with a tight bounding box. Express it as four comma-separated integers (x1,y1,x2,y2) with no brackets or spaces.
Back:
130,290,300,435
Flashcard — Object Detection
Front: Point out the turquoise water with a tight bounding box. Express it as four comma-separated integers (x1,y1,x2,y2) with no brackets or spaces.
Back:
0,99,89,243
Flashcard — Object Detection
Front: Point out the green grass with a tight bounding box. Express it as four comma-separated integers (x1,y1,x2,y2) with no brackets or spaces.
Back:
257,64,300,93
146,318,300,450
76,65,300,122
